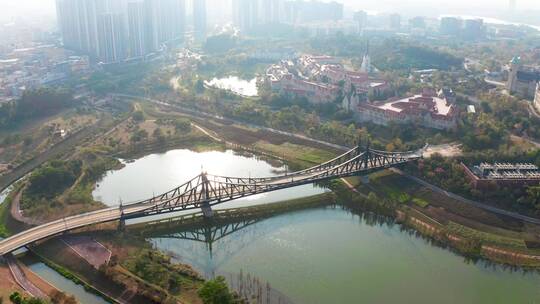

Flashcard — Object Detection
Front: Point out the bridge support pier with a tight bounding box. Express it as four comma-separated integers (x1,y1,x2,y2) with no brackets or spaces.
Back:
360,175,370,185
118,217,126,232
201,202,214,218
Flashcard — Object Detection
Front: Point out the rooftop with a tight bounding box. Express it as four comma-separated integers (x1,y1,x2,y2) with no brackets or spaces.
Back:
471,162,540,180
376,94,453,116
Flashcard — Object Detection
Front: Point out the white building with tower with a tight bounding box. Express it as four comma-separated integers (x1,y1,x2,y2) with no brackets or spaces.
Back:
360,41,372,73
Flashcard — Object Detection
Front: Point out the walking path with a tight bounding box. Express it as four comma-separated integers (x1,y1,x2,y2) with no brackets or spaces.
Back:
10,190,44,226
5,254,48,299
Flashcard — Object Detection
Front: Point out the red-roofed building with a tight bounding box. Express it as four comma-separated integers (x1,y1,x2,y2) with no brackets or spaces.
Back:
355,90,458,130
265,54,390,105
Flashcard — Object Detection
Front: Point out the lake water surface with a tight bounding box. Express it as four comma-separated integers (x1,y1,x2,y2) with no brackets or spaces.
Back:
150,206,540,304
93,148,540,303
93,149,326,208
205,76,258,97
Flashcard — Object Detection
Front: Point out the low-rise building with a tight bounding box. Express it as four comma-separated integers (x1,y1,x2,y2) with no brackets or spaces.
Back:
0,45,90,102
462,162,540,190
355,88,458,130
265,54,389,104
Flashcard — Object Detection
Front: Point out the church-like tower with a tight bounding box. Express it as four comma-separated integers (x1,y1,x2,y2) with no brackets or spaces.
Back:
360,40,372,73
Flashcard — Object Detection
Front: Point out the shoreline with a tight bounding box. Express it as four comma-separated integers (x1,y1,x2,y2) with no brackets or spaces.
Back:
1,113,540,302
7,128,540,269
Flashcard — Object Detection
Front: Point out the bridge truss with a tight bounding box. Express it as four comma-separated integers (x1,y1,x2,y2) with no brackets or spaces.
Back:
125,144,424,219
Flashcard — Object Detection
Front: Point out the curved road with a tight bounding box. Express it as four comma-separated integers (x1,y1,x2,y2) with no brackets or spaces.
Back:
0,203,150,256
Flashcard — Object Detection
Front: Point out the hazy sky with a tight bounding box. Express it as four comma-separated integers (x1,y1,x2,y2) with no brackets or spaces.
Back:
2,0,540,23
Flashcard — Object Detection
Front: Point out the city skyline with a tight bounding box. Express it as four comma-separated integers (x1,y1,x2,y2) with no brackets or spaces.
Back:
4,0,540,22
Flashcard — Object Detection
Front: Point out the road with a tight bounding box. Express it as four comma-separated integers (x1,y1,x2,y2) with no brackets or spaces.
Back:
0,203,151,256
390,168,540,225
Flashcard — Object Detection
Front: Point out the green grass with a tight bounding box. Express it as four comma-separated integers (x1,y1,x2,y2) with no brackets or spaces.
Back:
255,142,336,167
446,221,527,250
412,198,430,208
0,198,11,237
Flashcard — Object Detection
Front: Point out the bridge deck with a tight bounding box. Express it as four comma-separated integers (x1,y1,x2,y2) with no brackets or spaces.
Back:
0,146,422,255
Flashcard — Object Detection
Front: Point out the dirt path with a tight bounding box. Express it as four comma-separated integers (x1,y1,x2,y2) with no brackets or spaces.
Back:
5,254,48,299
340,178,369,199
423,143,463,158
10,190,43,226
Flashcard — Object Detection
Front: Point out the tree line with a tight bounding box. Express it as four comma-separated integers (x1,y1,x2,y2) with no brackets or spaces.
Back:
0,88,74,128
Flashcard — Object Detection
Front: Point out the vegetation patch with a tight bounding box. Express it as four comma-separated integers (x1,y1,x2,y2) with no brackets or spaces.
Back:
412,198,430,208
446,221,527,250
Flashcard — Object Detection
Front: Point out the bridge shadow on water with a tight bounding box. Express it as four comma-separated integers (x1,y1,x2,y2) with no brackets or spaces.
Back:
128,192,539,282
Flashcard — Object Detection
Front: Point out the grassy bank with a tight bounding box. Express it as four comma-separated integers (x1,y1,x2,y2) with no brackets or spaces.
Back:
31,238,151,304
343,171,540,268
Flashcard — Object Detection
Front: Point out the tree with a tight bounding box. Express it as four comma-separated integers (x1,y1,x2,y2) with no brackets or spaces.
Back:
50,290,77,304
8,292,47,304
198,276,235,304
195,79,206,94
132,110,144,122
0,88,74,128
175,118,192,133
26,160,82,199
153,128,166,145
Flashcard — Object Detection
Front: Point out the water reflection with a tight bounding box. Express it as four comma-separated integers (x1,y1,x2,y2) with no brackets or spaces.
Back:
93,149,327,209
205,76,258,97
141,204,540,304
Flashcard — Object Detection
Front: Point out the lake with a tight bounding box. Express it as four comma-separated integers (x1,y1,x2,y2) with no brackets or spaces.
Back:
205,76,259,97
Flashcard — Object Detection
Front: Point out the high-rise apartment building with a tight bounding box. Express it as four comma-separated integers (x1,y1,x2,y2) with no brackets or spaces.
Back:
56,0,109,55
232,0,259,32
56,0,186,63
295,1,343,23
233,0,343,33
193,0,207,40
409,16,426,29
389,14,401,31
148,0,186,47
97,13,127,63
353,11,368,34
463,19,485,40
440,17,462,36
128,1,151,58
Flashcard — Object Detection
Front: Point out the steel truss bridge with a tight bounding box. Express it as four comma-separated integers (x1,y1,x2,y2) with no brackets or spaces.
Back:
0,144,424,255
